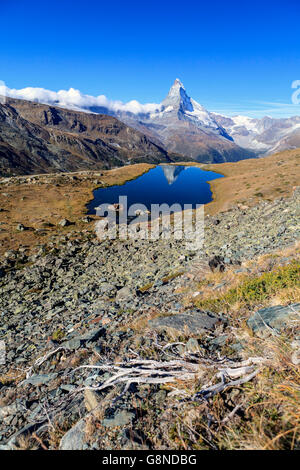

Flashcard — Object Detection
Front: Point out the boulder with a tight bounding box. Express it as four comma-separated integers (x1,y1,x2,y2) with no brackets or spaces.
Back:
102,410,135,428
208,256,225,272
247,303,300,337
116,286,132,302
59,417,87,450
21,373,58,387
149,311,223,335
58,218,71,227
62,327,105,350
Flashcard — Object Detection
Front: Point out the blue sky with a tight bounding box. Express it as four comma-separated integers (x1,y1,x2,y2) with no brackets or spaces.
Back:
1,0,300,117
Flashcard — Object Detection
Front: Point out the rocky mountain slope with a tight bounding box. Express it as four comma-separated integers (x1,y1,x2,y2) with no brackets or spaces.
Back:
3,80,300,160
86,79,257,163
0,98,175,176
212,113,300,155
1,81,257,165
0,173,299,449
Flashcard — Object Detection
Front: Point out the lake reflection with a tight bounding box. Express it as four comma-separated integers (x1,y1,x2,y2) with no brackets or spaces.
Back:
87,164,224,214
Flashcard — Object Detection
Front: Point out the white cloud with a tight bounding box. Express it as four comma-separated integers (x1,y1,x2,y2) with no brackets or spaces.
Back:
1,82,300,120
0,83,161,115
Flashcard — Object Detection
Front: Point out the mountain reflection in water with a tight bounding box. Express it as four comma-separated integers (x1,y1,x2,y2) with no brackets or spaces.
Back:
88,164,224,214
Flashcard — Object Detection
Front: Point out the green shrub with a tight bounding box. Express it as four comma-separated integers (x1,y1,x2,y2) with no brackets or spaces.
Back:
196,261,300,312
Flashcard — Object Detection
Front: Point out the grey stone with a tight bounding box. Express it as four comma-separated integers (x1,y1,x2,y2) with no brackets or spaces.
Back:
61,338,82,350
149,311,221,335
209,335,229,348
230,342,244,352
247,303,300,337
184,338,200,353
102,410,135,428
59,418,87,450
116,286,132,302
58,218,71,227
22,373,58,387
80,327,105,343
62,328,105,350
60,384,77,393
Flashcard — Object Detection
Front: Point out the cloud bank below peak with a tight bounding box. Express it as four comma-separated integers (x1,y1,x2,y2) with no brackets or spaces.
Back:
0,84,161,115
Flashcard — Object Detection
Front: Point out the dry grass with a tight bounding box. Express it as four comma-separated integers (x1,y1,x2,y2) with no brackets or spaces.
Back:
1,148,299,254
202,148,300,215
159,316,300,450
162,245,300,449
189,242,300,318
215,335,300,450
0,163,154,255
194,261,300,316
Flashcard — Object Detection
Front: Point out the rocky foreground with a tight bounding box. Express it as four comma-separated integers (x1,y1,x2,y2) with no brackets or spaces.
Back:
0,188,299,450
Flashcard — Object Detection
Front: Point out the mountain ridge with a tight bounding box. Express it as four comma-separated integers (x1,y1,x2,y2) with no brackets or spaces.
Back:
211,112,300,155
2,79,300,159
0,97,181,176
0,81,257,164
110,80,254,163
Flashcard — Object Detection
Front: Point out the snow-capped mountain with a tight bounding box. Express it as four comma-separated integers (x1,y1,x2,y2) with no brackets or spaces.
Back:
211,113,300,155
150,79,224,131
109,79,253,163
0,78,252,163
2,78,300,161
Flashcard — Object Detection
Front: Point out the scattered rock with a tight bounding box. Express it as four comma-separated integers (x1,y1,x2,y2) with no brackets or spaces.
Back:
59,418,87,450
149,311,222,335
247,303,300,337
208,255,225,272
0,186,299,448
102,410,135,428
58,218,71,227
116,286,132,302
21,373,58,387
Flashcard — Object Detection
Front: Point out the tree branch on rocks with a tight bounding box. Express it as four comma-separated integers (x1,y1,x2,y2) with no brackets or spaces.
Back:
70,356,265,402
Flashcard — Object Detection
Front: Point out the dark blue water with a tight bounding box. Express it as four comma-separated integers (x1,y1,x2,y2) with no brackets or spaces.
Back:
87,164,224,214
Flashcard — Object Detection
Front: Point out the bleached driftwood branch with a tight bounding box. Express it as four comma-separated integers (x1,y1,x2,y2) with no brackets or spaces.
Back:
71,356,264,401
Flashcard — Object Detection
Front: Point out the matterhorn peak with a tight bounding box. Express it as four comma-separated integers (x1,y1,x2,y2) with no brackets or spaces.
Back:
162,78,193,112
168,78,187,97
172,78,185,89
